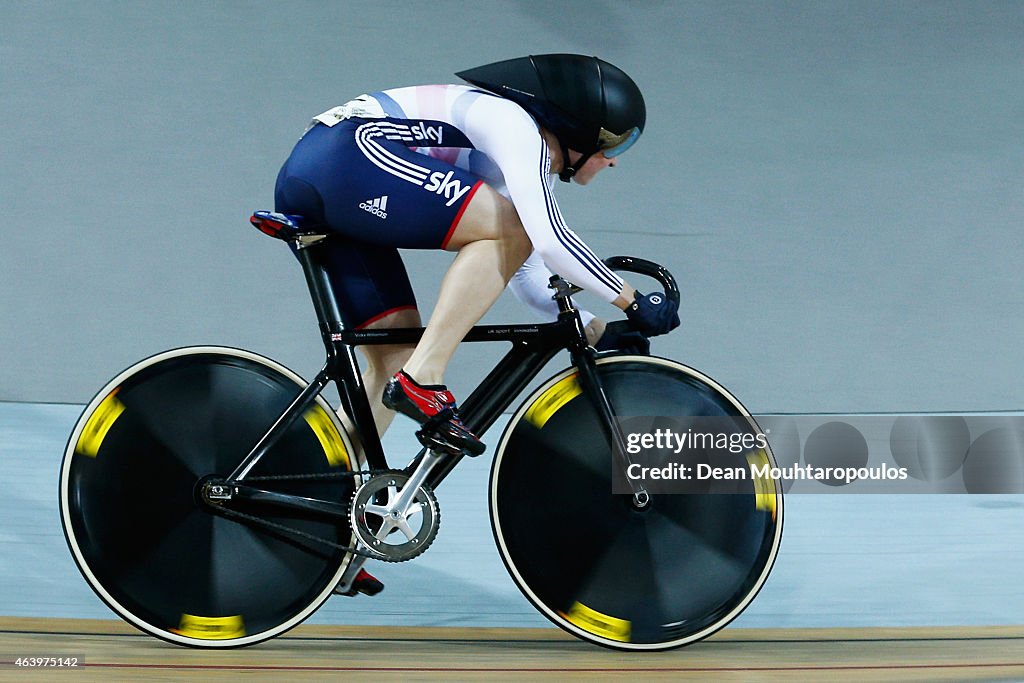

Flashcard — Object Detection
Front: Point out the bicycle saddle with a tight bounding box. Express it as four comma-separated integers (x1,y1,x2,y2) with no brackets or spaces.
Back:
250,211,328,242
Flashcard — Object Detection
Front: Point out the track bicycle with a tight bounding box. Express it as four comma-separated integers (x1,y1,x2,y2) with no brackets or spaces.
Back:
59,211,783,650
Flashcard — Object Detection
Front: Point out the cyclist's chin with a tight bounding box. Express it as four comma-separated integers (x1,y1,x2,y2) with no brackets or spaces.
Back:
572,171,596,186
572,164,610,186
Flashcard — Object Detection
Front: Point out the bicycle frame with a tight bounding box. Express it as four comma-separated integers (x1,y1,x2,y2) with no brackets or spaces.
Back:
221,235,636,512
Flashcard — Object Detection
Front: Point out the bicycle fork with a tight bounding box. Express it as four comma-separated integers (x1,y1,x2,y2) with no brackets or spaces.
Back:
572,351,651,509
549,277,651,509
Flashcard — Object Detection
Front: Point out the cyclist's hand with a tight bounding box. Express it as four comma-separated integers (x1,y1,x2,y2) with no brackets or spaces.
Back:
625,291,680,337
595,321,650,355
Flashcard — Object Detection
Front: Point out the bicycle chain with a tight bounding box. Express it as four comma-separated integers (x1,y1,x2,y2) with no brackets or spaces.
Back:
209,469,391,560
243,469,382,482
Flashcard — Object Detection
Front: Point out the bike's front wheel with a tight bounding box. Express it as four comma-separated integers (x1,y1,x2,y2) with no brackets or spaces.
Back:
490,356,783,650
59,346,357,647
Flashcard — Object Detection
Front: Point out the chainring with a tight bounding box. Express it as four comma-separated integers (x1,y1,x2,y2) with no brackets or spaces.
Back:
349,471,440,562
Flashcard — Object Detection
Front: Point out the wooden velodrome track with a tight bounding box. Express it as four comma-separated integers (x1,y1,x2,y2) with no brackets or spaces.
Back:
0,618,1021,681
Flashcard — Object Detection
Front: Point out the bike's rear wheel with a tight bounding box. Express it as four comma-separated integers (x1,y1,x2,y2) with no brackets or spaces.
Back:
59,346,356,647
490,356,783,650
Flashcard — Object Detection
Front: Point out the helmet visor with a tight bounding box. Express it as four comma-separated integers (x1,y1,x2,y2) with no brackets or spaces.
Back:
598,126,640,158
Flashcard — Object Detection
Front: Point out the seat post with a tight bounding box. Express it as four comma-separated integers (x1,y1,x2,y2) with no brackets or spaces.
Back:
294,242,344,338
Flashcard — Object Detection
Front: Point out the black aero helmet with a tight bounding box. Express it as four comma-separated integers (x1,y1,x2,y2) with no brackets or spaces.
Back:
456,54,646,181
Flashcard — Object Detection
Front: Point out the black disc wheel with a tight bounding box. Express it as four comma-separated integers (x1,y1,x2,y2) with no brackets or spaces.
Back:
490,356,783,650
59,347,357,647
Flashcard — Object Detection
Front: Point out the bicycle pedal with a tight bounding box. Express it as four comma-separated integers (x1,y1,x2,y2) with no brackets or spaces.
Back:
413,409,485,457
414,429,468,457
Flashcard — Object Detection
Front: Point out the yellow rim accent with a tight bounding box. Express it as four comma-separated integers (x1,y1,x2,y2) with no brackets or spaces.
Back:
746,448,778,520
171,614,245,640
524,373,581,429
75,389,126,458
560,601,631,642
304,405,350,469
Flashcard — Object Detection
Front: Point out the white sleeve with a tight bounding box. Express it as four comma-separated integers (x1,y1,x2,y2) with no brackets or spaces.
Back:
508,250,596,326
461,95,625,303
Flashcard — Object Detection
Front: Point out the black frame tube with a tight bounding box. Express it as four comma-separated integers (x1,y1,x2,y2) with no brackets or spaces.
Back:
228,483,350,520
227,369,332,481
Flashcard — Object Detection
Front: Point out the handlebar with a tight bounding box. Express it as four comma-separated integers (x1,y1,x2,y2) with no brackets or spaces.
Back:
602,256,680,307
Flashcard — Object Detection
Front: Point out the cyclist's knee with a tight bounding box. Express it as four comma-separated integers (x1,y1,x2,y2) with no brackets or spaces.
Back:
445,183,528,251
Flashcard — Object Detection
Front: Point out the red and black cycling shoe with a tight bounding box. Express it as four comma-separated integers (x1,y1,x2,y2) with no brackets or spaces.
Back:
334,568,385,597
382,370,485,456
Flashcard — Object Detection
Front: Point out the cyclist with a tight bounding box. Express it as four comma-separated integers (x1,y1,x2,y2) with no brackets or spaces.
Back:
276,56,684,593
273,53,681,597
274,53,679,463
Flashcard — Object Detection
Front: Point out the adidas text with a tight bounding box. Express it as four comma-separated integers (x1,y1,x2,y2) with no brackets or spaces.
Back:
359,196,388,219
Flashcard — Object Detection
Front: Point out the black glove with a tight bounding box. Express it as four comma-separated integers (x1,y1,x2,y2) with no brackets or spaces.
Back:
625,291,680,337
595,321,650,355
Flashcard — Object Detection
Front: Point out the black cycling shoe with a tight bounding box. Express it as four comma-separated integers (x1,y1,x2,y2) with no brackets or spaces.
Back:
382,371,485,456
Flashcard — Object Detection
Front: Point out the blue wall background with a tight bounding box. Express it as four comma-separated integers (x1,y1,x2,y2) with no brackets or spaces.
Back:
2,1,1022,413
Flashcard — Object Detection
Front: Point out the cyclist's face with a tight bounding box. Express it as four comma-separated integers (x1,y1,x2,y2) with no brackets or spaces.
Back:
569,150,616,186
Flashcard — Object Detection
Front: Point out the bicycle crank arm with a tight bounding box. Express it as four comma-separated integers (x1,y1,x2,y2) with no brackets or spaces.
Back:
392,448,444,515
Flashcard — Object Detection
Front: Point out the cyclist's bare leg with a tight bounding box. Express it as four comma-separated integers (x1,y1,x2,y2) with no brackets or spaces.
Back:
402,183,532,386
333,308,419,597
335,307,420,461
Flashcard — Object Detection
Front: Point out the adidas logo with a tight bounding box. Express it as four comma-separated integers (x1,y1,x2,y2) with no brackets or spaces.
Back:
359,196,388,219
